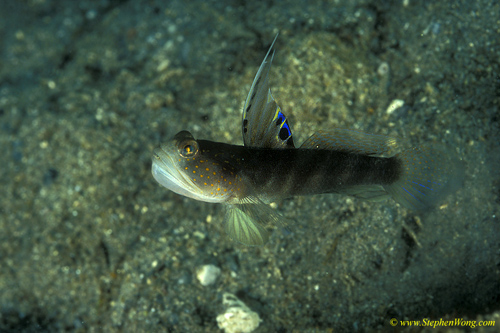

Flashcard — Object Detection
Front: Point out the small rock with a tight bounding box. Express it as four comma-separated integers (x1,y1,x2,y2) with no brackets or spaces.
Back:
216,293,261,333
196,264,221,286
386,99,405,115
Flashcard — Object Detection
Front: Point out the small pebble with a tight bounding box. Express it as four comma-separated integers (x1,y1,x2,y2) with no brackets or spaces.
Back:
377,62,389,76
196,264,221,286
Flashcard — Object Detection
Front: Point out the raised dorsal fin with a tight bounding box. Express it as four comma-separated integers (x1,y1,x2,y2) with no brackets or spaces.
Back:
241,34,295,149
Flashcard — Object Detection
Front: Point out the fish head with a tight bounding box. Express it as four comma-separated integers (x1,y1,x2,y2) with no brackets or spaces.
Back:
152,131,238,203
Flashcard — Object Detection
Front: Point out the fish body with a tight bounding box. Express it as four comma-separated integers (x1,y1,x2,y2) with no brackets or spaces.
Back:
154,136,399,202
152,35,463,246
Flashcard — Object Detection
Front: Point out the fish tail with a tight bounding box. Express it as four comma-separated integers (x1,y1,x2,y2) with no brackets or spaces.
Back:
384,145,464,210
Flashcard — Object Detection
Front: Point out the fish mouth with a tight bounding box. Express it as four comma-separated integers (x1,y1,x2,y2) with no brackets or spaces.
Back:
152,148,203,201
151,147,224,203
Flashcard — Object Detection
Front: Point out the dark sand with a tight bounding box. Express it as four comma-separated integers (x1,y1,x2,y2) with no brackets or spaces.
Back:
1,0,499,331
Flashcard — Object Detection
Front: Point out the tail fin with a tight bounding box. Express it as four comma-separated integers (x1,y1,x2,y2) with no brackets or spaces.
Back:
384,145,464,210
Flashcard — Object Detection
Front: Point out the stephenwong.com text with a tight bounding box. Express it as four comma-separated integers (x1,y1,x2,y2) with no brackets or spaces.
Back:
390,317,495,329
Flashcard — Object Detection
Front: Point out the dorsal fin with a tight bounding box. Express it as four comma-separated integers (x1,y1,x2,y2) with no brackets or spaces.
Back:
300,129,401,157
241,34,295,149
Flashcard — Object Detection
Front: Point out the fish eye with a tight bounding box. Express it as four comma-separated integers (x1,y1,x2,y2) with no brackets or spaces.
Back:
178,140,199,158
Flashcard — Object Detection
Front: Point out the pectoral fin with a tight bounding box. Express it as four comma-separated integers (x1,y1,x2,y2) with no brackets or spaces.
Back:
222,196,287,246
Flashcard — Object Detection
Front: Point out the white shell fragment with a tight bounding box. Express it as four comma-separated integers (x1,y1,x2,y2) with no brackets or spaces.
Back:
386,99,405,115
216,293,261,333
196,264,221,286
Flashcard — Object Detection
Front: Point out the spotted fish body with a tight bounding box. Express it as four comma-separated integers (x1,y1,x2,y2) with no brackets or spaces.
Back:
152,35,463,246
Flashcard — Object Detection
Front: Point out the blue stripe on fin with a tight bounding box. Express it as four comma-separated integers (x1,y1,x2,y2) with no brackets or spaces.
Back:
241,34,295,149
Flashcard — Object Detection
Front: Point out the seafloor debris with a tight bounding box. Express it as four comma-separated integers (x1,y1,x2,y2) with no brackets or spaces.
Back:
216,293,261,333
196,264,221,286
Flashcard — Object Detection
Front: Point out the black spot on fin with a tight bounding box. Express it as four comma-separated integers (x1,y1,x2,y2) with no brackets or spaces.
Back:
241,34,295,149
